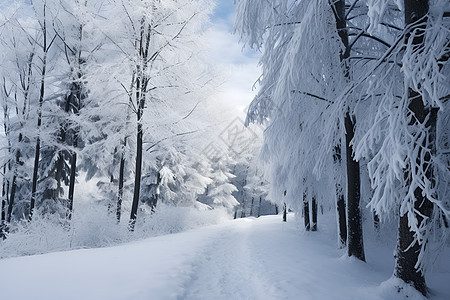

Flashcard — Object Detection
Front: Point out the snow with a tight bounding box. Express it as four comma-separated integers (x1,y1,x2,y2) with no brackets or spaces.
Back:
0,214,449,300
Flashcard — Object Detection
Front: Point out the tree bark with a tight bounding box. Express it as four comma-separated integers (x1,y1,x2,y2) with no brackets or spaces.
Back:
67,140,77,218
250,197,254,217
129,19,152,231
334,145,347,246
117,146,126,222
311,194,317,231
303,189,310,231
0,171,5,238
345,113,365,261
30,5,49,220
258,196,262,217
67,76,83,218
373,211,380,234
332,0,365,261
129,77,144,231
394,1,433,296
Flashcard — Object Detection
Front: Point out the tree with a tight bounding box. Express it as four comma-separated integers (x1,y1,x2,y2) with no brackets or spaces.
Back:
347,0,449,295
330,0,365,262
0,5,40,223
235,0,355,244
198,154,238,213
98,0,215,230
29,0,58,220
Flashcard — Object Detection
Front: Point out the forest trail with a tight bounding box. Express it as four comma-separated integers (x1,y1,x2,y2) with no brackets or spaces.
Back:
0,214,449,300
180,215,389,300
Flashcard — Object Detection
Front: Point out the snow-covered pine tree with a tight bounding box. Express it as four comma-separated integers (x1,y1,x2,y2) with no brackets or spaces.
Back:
199,154,238,213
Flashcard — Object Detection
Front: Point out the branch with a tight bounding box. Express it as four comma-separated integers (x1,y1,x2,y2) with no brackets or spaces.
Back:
182,101,200,120
349,32,391,48
345,0,360,20
380,22,402,31
291,90,333,103
349,56,402,67
145,130,199,152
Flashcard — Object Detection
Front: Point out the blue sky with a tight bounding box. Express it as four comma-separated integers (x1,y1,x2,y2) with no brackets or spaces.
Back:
213,0,235,20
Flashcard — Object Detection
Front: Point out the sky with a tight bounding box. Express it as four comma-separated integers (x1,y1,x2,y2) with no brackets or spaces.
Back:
207,0,260,115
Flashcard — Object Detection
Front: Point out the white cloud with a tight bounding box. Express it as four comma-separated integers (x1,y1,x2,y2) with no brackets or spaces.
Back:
205,14,261,117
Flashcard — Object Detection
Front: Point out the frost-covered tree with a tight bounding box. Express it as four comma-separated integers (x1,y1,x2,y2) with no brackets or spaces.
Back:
235,1,449,287
345,0,450,295
234,0,360,251
198,154,238,212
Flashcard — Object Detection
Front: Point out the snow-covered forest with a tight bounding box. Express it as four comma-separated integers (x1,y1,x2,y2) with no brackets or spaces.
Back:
0,0,449,299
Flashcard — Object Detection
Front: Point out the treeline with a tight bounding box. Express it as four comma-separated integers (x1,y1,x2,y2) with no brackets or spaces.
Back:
235,0,449,296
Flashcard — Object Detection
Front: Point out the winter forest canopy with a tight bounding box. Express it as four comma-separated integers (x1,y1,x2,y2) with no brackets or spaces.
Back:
0,0,449,299
0,0,270,241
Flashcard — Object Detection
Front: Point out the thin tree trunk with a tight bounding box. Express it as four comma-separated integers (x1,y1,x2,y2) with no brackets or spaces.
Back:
117,146,126,222
53,92,71,203
29,5,49,220
258,196,262,217
6,133,22,223
129,19,152,231
303,189,310,231
6,163,18,223
373,211,380,233
334,145,347,246
311,194,317,231
67,81,82,218
0,167,5,238
282,202,287,222
241,190,247,218
117,71,134,222
129,84,143,231
67,139,77,218
337,192,347,245
1,164,6,225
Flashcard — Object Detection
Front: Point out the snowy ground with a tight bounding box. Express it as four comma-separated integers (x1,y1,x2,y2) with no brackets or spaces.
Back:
0,214,449,300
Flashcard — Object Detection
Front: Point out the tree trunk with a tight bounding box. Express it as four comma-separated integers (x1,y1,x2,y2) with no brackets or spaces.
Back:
1,164,7,238
129,94,144,231
67,142,77,219
282,202,287,222
54,95,71,203
29,6,49,220
1,166,5,224
394,1,433,296
331,0,365,261
7,135,22,223
67,79,82,219
373,211,380,234
337,192,347,246
117,146,126,222
334,145,347,246
258,196,262,217
311,194,317,231
345,113,365,261
303,189,310,231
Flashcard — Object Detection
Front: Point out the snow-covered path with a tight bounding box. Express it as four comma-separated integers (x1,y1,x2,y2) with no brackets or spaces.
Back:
0,215,449,300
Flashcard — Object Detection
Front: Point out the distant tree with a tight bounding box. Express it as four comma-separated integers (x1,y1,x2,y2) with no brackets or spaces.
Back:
199,154,238,213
